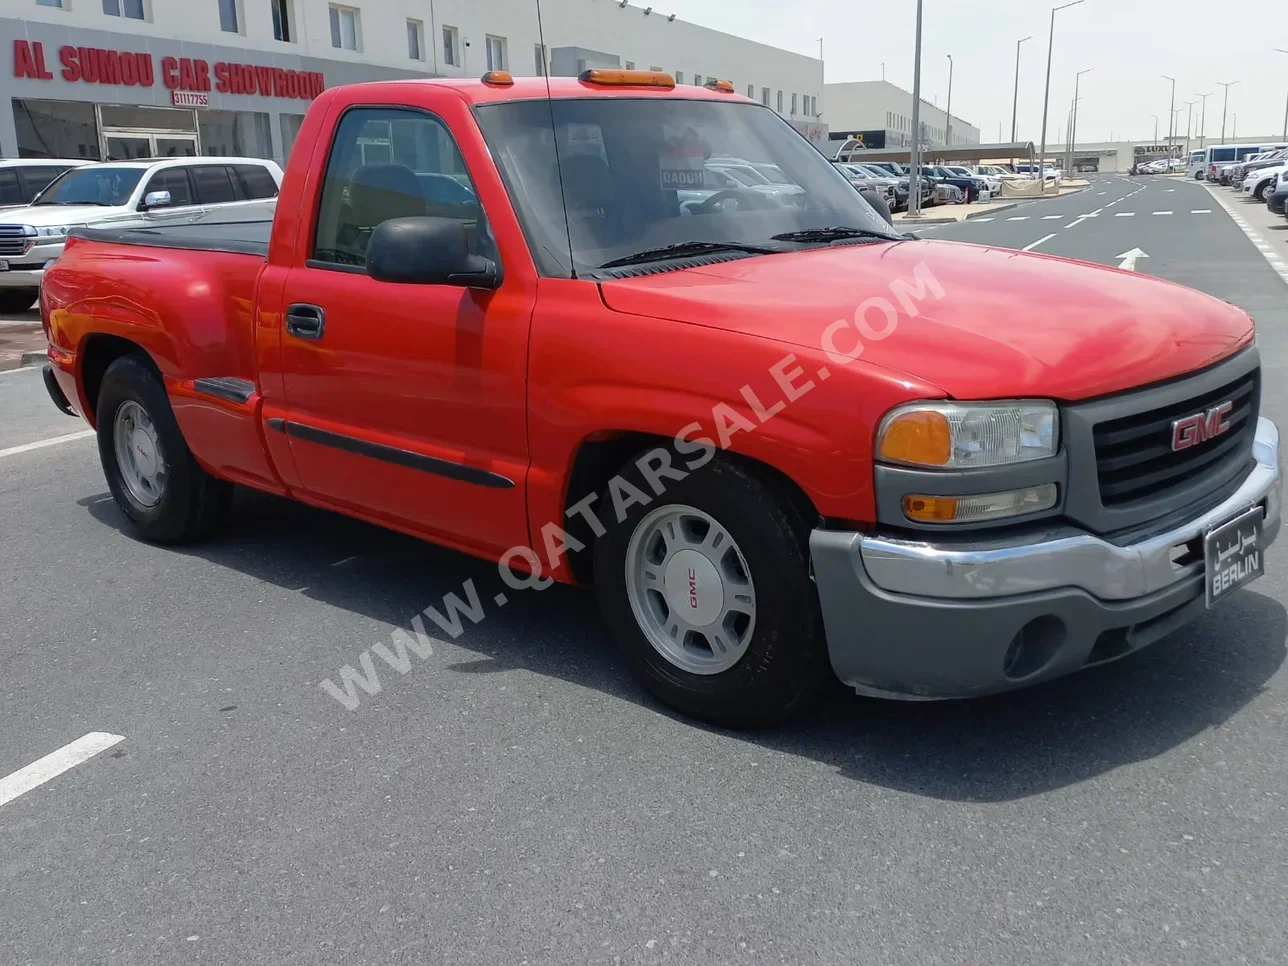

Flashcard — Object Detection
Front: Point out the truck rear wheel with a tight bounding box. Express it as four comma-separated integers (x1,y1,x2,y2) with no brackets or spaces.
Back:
96,354,231,543
0,288,38,314
592,453,830,728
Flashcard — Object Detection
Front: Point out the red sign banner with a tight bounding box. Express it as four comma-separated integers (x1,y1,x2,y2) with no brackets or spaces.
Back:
12,40,325,101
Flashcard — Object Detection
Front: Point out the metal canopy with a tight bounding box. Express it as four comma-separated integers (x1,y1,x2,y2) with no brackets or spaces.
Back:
829,140,1037,164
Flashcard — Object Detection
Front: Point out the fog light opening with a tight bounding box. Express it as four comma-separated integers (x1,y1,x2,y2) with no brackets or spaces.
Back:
1002,615,1067,680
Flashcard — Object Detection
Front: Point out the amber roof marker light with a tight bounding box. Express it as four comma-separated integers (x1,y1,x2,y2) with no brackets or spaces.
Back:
481,70,515,86
578,69,676,88
703,79,735,93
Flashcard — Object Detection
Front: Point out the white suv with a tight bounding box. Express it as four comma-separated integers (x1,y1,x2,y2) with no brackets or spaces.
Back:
0,159,91,213
0,156,282,313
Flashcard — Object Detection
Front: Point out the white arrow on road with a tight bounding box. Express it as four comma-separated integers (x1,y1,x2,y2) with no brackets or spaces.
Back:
1116,247,1149,271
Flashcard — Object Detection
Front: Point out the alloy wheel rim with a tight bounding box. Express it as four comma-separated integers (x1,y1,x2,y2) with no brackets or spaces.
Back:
113,400,166,509
623,504,757,675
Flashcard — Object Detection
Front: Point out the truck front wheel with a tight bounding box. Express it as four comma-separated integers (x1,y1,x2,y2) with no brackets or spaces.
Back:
592,454,830,728
96,354,231,543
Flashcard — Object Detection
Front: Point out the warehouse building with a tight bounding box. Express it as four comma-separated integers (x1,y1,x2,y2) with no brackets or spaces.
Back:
2,0,825,163
823,79,979,152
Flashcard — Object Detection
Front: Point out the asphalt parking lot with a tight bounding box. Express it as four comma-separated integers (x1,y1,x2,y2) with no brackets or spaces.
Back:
3,173,1288,965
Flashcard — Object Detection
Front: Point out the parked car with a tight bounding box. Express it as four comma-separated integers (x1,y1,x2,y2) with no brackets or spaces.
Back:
0,156,282,314
709,162,806,205
921,165,984,202
0,158,91,213
832,163,899,209
1229,148,1288,188
38,73,1281,727
1241,163,1287,202
945,165,999,198
1268,176,1288,215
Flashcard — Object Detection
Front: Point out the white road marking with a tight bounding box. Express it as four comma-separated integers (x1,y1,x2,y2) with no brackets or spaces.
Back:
971,217,994,222
1022,233,1057,252
1191,209,1211,214
1152,211,1173,215
0,733,125,809
1114,211,1135,216
331,555,359,567
1041,214,1064,219
1006,216,1029,221
1116,248,1149,271
0,429,94,460
1204,185,1288,288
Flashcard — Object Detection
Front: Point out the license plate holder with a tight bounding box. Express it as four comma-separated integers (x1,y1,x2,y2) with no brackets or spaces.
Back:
1204,505,1265,608
0,259,9,271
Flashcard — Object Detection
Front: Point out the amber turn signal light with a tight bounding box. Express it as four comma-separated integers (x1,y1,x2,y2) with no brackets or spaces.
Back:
578,69,676,88
903,495,958,522
877,410,952,466
703,78,735,92
481,71,514,86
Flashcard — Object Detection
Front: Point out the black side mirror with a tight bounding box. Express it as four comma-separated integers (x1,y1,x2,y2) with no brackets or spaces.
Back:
859,188,894,226
366,216,501,289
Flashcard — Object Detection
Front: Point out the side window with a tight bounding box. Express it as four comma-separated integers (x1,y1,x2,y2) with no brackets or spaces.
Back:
0,170,21,207
190,165,238,205
233,164,279,200
143,168,195,207
18,166,65,201
313,107,485,269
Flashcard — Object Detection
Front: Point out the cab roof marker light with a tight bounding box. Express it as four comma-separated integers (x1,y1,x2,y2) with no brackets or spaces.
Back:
481,71,514,86
703,79,735,93
578,69,675,89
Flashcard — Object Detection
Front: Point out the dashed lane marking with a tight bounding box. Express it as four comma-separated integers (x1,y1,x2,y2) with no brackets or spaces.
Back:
1114,212,1135,216
1006,216,1029,221
1041,214,1064,219
971,217,994,222
1152,211,1173,215
1205,185,1288,288
1192,209,1211,213
1022,233,1057,252
0,733,125,809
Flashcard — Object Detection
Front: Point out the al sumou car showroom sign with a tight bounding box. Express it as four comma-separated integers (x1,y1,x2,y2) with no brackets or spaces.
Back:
11,40,325,101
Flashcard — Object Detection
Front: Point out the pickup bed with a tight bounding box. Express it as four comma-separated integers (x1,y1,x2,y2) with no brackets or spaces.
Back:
40,71,1281,726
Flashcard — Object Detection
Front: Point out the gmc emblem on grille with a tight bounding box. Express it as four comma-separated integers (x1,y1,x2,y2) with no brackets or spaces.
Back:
1171,401,1233,451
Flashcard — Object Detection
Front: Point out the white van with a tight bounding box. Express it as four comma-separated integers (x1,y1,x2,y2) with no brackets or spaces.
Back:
1200,143,1288,182
1186,149,1205,179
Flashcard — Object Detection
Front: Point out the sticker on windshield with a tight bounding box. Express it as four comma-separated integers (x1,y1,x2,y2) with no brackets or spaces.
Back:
660,131,710,189
563,122,606,160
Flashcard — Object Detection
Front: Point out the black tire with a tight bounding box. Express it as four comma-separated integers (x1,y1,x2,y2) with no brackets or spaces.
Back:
96,354,232,543
0,288,38,314
1257,182,1272,202
592,451,830,728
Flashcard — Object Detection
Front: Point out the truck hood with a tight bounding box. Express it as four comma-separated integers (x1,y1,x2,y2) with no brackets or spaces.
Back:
0,204,126,228
598,239,1254,401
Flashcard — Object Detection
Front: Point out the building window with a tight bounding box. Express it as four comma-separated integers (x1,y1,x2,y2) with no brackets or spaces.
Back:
407,19,424,61
271,0,293,42
35,0,65,7
791,93,798,115
650,65,662,72
102,0,146,19
329,4,360,51
198,109,274,160
624,61,634,70
776,91,783,112
485,36,506,71
279,113,306,165
535,44,547,76
218,0,239,33
761,87,769,106
694,75,703,87
746,84,754,98
675,71,683,84
442,26,459,67
13,99,101,160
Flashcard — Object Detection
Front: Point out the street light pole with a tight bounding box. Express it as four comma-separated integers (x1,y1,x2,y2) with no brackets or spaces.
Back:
945,54,953,147
1038,0,1085,194
1070,67,1091,175
1194,91,1211,148
1217,80,1238,142
1184,99,1196,161
908,0,925,217
1162,74,1176,146
1151,114,1158,144
1011,36,1031,143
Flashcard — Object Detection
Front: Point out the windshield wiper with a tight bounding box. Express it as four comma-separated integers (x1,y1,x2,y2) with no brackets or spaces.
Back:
38,201,111,206
597,240,779,270
771,226,898,243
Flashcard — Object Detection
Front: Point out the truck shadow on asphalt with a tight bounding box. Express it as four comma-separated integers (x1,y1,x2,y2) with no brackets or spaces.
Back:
82,486,1288,804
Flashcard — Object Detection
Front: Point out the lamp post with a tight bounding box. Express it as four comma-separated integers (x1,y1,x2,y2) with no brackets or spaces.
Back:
1217,80,1238,142
1038,0,1086,194
1162,74,1176,146
1151,113,1158,144
1184,99,1197,161
1070,67,1091,175
1011,36,1031,143
1194,91,1211,148
908,0,925,217
945,54,954,147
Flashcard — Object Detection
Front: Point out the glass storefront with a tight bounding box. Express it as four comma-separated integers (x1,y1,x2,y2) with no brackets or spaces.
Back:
280,113,306,164
13,99,101,160
12,98,275,165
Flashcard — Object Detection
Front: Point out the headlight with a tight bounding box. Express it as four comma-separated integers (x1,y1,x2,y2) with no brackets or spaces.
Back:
877,400,1059,468
32,224,86,237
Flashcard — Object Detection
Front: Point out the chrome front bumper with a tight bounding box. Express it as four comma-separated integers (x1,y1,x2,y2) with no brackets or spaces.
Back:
859,417,1280,601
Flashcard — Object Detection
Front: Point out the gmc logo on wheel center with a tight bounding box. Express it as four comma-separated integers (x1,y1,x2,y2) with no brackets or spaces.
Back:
1171,401,1234,451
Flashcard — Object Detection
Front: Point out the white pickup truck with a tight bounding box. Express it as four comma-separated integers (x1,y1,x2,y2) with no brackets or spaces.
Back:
0,156,282,313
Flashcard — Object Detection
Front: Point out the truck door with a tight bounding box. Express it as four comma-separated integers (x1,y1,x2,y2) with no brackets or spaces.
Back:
271,105,532,558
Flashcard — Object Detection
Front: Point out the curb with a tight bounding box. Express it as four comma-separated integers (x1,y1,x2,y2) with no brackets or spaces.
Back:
19,350,46,367
965,202,1018,219
894,216,958,226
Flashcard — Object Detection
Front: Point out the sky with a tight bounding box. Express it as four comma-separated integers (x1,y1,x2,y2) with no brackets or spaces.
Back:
664,0,1288,145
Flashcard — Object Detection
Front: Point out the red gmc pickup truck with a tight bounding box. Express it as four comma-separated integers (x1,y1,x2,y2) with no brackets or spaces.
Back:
39,71,1281,727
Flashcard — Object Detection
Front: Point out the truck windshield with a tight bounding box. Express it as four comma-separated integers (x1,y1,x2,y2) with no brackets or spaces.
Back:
475,97,899,277
34,166,144,206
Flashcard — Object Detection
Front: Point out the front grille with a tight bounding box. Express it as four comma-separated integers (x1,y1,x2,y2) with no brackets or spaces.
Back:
0,225,31,257
1093,368,1259,507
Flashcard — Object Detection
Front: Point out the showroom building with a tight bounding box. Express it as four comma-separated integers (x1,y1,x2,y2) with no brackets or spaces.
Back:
2,0,826,164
